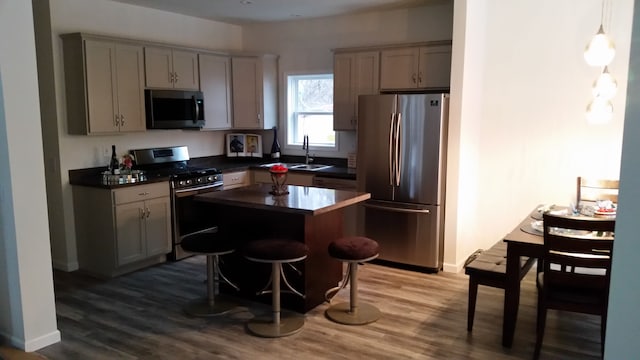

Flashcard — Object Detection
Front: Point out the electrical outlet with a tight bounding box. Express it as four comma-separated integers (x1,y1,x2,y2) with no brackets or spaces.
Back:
102,146,111,157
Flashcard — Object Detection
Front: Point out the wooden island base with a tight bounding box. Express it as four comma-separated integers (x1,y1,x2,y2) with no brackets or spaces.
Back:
194,183,370,313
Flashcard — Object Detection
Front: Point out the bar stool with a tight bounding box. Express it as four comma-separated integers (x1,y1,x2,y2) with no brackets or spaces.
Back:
244,239,308,338
180,230,239,316
325,236,380,325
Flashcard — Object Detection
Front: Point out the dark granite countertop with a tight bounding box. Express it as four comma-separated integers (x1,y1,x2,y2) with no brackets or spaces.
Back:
192,155,356,180
69,155,355,189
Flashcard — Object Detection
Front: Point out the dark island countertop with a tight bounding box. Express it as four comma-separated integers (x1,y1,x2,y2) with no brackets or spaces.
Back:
195,183,369,216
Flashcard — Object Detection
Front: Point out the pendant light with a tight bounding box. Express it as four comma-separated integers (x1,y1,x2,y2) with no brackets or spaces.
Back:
584,0,615,66
586,97,614,124
592,66,618,100
585,0,616,124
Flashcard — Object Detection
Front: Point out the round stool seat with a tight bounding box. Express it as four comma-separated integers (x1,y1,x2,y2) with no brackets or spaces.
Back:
325,236,381,325
244,238,308,338
180,230,238,317
244,239,308,262
181,231,235,255
328,236,379,262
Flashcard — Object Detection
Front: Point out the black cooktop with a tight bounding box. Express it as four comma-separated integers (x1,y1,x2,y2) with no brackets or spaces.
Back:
136,161,221,179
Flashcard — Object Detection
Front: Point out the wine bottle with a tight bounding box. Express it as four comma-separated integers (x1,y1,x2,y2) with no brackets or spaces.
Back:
270,126,281,159
109,145,120,175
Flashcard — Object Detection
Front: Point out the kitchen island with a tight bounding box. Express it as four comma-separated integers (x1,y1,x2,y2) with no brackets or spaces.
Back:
195,183,370,312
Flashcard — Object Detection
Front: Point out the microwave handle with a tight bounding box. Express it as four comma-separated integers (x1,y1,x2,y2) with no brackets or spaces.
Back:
192,96,200,123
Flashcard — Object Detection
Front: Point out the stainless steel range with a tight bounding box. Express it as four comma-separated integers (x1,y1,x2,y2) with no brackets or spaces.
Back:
132,146,223,260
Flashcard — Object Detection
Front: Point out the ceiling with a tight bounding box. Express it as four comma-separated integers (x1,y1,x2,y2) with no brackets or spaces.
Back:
108,0,439,24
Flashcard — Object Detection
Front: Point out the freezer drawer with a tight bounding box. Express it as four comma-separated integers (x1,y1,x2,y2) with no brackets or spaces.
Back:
362,201,443,270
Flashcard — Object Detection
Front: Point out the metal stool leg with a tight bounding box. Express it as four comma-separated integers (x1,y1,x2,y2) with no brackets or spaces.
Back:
184,254,236,317
247,262,305,337
325,261,380,325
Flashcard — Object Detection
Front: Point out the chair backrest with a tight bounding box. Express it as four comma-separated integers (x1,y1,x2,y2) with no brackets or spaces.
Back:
542,213,615,292
576,177,619,204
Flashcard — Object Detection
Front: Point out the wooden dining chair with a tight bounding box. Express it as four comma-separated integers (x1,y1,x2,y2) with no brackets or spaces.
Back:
535,213,615,359
576,177,619,204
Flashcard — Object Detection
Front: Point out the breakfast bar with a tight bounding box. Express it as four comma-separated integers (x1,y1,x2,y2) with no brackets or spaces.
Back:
194,183,370,312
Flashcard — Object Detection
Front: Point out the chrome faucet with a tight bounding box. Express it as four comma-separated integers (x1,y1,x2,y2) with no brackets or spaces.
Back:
302,135,313,165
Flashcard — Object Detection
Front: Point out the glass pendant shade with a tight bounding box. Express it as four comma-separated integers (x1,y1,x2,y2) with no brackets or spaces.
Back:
584,25,616,66
592,66,618,99
586,97,614,124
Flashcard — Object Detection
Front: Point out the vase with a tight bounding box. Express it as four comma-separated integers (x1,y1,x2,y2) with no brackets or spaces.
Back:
269,170,289,195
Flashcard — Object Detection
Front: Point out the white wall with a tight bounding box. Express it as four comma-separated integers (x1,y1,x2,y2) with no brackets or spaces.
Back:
45,0,243,270
606,1,640,356
242,2,454,158
445,0,633,271
0,0,60,351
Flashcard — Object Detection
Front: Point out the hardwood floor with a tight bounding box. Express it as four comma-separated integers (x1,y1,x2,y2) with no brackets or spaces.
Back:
38,257,603,359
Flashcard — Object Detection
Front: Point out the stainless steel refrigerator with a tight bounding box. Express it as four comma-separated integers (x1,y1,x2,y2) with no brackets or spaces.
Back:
356,93,449,271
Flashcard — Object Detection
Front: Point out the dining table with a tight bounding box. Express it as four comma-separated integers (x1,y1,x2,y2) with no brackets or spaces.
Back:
501,205,615,347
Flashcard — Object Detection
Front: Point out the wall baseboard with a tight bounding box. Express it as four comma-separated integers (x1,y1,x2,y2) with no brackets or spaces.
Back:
51,259,78,272
1,329,60,352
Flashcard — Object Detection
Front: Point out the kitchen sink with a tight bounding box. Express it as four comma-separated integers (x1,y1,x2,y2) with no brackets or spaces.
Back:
259,163,333,171
289,164,333,171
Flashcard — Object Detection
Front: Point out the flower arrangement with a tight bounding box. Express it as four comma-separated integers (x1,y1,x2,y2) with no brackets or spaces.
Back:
269,164,288,174
121,154,135,170
120,154,135,170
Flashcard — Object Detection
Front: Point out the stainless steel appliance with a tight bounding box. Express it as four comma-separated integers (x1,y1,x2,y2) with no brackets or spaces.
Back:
357,93,449,271
145,89,205,129
132,146,223,260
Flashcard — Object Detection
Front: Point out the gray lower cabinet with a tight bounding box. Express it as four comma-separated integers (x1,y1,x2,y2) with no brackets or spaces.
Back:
73,182,171,278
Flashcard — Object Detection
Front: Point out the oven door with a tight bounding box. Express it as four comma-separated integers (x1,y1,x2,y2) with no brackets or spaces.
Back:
171,184,222,260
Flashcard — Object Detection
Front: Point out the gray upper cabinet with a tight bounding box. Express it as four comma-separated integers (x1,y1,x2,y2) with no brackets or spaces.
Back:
333,51,379,131
199,53,232,130
380,45,451,90
144,47,199,90
62,33,146,135
231,55,277,129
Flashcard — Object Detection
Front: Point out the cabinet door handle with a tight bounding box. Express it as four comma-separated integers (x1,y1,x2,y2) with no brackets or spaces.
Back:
139,208,145,219
138,191,149,196
169,72,174,83
174,72,179,83
120,114,125,126
418,72,423,84
146,208,150,218
114,114,119,127
257,113,261,123
412,73,417,83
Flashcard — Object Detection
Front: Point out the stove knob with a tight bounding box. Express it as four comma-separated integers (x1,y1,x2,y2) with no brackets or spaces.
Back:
186,179,192,185
179,180,186,186
196,177,203,184
207,175,214,182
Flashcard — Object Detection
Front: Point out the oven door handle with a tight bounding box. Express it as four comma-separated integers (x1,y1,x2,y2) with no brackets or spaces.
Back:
173,184,222,195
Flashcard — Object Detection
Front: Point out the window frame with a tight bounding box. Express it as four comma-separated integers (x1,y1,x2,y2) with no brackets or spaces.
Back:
283,71,339,154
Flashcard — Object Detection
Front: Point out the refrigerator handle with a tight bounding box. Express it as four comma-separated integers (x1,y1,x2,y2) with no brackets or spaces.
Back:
394,112,402,186
388,112,395,186
363,202,431,214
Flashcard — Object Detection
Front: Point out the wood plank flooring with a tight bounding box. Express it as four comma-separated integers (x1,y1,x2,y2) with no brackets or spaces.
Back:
38,257,603,359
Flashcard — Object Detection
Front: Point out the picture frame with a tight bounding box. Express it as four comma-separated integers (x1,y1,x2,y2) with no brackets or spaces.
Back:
245,134,263,158
226,134,246,157
226,133,262,158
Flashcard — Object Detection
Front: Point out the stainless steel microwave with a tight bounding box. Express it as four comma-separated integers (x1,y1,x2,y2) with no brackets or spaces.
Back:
145,89,205,129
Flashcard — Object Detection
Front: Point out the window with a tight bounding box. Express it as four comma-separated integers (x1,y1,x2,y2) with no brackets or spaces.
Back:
286,74,335,149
